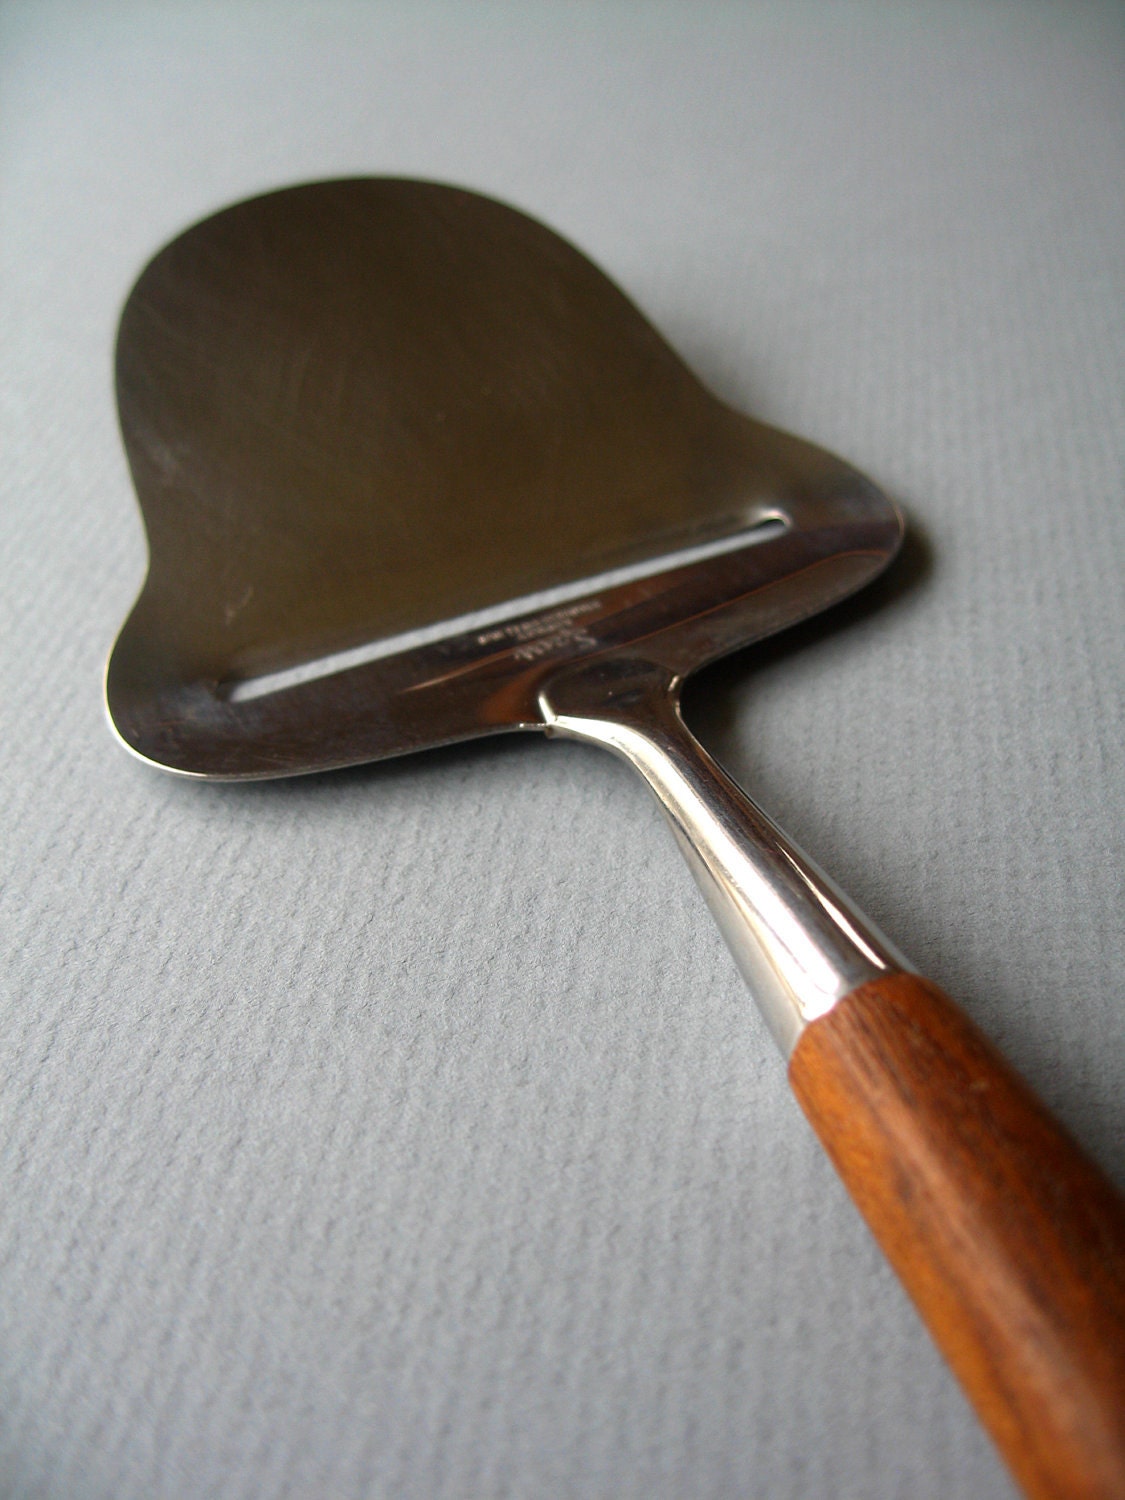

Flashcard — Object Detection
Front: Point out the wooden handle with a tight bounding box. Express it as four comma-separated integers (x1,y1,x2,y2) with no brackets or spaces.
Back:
789,973,1125,1500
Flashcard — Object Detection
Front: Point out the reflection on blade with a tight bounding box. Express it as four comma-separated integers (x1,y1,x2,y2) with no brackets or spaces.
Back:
227,515,787,702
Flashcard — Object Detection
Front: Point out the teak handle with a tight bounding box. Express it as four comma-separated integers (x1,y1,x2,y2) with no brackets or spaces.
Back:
546,675,1125,1497
790,973,1125,1500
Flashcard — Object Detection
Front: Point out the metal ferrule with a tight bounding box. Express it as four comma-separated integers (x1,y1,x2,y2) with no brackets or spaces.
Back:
540,661,908,1057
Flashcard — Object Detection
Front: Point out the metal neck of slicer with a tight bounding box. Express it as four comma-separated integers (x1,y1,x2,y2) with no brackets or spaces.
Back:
539,658,908,1057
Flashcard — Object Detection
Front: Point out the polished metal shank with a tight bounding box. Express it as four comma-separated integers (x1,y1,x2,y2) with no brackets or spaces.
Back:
540,659,908,1057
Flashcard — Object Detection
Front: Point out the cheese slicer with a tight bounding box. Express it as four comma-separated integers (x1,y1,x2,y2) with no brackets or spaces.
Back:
106,179,1125,1500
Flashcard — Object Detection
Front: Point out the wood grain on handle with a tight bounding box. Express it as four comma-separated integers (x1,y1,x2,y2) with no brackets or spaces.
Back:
789,974,1125,1500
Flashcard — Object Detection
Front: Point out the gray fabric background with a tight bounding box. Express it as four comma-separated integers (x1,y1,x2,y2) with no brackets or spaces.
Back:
2,2,1123,1496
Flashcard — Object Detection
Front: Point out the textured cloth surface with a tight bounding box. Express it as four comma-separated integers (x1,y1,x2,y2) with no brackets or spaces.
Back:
2,3,1124,1497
